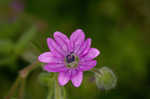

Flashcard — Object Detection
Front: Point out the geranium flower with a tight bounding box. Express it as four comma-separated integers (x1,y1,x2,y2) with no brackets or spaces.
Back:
38,29,100,87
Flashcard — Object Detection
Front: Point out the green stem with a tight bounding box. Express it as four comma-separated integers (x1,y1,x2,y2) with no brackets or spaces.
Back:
91,68,103,78
91,68,100,74
5,76,21,99
54,74,67,99
47,76,54,99
5,61,39,99
18,78,26,99
54,79,61,99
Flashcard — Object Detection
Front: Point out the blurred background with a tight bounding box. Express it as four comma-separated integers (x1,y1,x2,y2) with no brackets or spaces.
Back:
0,0,150,99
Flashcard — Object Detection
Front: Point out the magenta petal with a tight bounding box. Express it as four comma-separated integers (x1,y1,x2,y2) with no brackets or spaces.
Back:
47,38,65,57
71,71,83,87
44,63,66,72
54,32,69,53
70,29,85,52
77,38,91,56
38,52,52,63
38,52,63,63
58,72,70,86
79,60,97,71
83,48,100,59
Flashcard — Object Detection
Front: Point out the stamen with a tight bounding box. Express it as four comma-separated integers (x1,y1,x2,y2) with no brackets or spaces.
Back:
66,54,75,63
65,52,79,68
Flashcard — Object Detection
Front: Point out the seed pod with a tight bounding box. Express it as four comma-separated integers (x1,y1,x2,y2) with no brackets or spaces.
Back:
95,66,117,90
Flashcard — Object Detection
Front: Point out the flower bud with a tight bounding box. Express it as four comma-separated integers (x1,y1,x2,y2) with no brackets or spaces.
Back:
95,66,117,90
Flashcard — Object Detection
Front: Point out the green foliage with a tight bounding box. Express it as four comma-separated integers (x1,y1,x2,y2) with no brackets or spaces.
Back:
14,26,37,56
46,74,67,99
0,0,150,99
0,39,14,56
39,72,53,86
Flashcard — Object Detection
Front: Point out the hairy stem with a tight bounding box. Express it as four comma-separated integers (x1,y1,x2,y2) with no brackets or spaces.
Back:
91,68,101,74
5,61,39,99
18,78,25,99
5,76,21,99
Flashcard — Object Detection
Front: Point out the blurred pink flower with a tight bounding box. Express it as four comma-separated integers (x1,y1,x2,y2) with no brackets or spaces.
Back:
11,0,24,13
38,29,100,87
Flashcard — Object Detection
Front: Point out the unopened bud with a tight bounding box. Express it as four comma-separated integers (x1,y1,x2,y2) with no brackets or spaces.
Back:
95,66,117,90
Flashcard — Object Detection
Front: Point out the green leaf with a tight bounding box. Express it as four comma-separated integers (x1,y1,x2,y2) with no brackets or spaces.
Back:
0,39,14,55
14,26,37,56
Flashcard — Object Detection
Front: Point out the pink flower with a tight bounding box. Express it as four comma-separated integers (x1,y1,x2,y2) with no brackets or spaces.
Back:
11,0,24,13
38,29,100,87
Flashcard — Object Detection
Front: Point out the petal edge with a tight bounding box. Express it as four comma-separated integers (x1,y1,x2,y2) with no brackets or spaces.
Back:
70,29,85,52
71,71,83,87
83,48,100,59
58,72,70,86
38,52,52,63
54,31,69,53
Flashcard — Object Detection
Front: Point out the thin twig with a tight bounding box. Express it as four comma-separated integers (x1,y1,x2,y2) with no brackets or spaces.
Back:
5,61,39,99
18,78,25,99
5,76,21,99
19,61,39,78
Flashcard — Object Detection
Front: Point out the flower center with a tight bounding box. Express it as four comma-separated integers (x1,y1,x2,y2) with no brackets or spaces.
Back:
66,54,75,63
65,52,79,68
